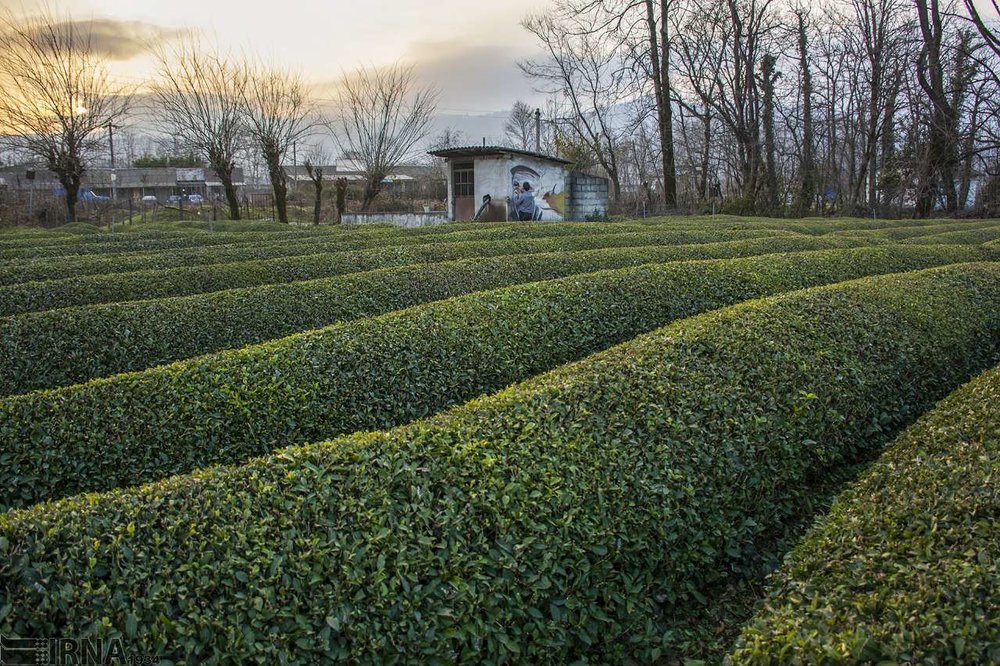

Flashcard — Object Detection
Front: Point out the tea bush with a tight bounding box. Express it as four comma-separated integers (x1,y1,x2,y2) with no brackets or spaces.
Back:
730,364,1000,665
0,243,979,509
0,234,874,395
0,230,855,315
1,264,999,663
0,224,792,286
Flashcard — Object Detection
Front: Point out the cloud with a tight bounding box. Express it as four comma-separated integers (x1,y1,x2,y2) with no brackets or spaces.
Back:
405,40,547,112
1,15,184,61
308,40,547,115
78,19,185,60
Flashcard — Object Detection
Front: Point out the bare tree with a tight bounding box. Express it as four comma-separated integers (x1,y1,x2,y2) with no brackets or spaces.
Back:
522,12,640,202
556,0,680,208
303,160,323,225
334,177,348,223
758,53,781,213
428,127,467,151
643,0,680,208
336,64,438,210
794,7,816,215
241,64,316,223
504,101,536,149
0,10,130,222
302,146,328,225
964,0,1000,63
535,0,998,218
675,0,779,211
150,37,246,220
915,0,961,216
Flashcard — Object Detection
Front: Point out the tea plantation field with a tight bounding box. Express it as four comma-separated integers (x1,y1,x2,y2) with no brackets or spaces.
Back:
0,216,997,664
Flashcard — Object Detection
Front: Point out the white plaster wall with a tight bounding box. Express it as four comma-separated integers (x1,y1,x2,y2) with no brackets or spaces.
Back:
341,212,449,228
474,155,569,221
473,156,510,216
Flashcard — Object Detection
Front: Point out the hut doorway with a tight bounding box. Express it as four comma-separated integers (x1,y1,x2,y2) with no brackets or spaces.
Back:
453,162,475,220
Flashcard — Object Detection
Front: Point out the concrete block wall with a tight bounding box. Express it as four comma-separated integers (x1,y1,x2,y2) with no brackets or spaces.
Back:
567,172,610,220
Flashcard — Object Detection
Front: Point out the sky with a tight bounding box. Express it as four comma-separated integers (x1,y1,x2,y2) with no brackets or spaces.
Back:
0,0,554,119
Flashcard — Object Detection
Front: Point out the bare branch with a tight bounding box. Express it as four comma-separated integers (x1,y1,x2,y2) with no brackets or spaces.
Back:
335,63,439,211
0,8,132,221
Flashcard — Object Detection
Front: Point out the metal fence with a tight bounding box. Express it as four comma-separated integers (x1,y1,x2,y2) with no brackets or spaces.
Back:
0,190,283,229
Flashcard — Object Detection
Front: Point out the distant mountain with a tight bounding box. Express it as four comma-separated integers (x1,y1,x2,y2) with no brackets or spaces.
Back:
429,112,510,147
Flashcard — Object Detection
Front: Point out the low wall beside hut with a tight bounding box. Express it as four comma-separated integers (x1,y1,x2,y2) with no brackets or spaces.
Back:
567,172,610,220
341,211,449,228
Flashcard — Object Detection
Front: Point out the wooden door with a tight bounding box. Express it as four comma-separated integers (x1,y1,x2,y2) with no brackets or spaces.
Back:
453,163,475,220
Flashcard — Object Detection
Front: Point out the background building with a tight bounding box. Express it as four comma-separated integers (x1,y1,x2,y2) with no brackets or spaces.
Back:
0,166,245,201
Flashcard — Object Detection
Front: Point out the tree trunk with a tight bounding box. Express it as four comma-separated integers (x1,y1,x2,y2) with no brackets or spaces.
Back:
943,32,974,213
646,0,677,210
63,179,79,224
760,54,780,215
700,109,712,200
878,82,899,217
222,177,241,221
361,174,384,211
795,13,815,217
211,158,241,221
851,73,882,215
335,178,348,223
958,96,979,210
313,180,323,225
264,148,289,223
51,153,84,224
273,178,288,223
305,163,324,225
915,0,961,218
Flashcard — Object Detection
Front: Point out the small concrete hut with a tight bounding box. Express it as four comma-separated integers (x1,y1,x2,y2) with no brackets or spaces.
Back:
428,146,609,222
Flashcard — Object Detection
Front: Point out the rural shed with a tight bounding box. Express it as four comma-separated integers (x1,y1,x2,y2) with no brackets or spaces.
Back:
428,146,609,222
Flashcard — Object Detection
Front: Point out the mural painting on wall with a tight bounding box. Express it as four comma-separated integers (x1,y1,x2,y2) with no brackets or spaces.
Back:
509,165,565,221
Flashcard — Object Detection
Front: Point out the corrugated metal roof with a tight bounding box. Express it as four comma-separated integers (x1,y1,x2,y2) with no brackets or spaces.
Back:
428,146,573,165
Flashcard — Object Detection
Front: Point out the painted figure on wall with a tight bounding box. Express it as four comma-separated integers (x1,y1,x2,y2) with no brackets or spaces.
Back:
509,165,564,220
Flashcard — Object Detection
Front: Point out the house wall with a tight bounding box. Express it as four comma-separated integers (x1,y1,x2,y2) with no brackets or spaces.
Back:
471,156,510,221
470,155,570,221
440,153,612,221
446,166,455,220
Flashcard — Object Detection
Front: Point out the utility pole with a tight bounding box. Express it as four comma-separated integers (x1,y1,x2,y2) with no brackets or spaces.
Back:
534,108,542,152
107,122,118,233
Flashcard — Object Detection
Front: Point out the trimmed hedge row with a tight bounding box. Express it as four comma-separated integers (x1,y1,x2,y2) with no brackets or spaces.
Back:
0,224,793,286
127,219,347,234
153,219,650,239
0,226,75,238
0,228,338,260
0,218,588,259
902,223,1000,245
730,364,1000,665
665,216,988,235
0,227,472,285
828,220,1000,241
0,234,877,396
0,228,199,249
2,264,999,663
0,229,847,315
1,218,973,286
0,243,981,510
